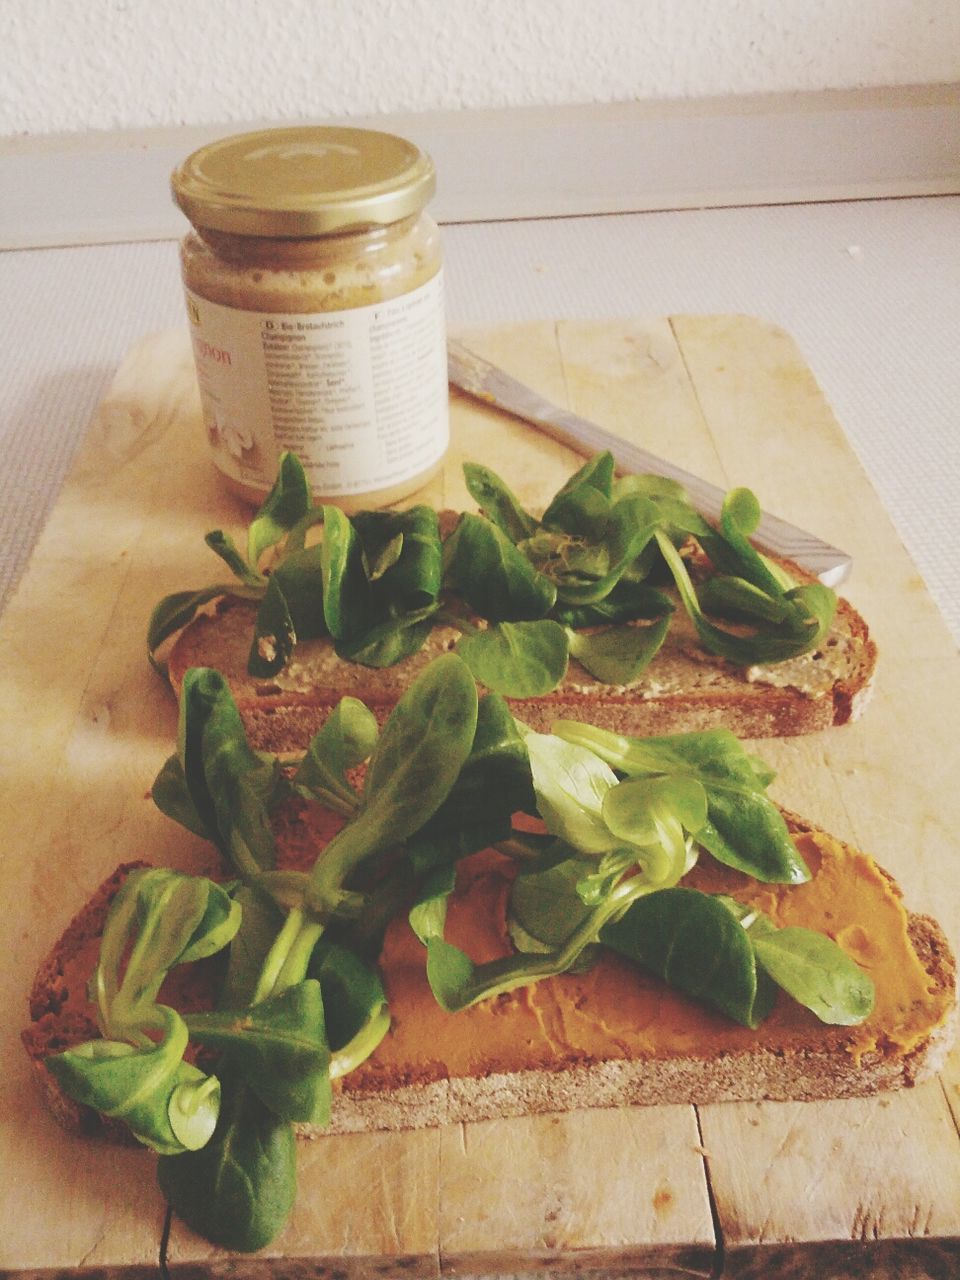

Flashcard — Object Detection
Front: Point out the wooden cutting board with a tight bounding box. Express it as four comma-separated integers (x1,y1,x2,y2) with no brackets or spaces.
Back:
1,315,959,1279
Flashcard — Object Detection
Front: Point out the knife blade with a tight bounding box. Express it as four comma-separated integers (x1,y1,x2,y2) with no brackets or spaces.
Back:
447,338,852,588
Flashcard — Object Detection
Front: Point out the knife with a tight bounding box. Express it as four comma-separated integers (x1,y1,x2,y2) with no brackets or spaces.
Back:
447,338,852,588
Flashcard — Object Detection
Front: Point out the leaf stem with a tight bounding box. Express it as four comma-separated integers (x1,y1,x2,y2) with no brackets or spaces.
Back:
251,909,307,1004
277,919,323,991
447,872,655,1009
251,907,325,1006
433,607,478,636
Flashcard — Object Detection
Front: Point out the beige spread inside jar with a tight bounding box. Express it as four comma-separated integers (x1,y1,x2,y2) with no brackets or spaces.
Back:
172,125,449,510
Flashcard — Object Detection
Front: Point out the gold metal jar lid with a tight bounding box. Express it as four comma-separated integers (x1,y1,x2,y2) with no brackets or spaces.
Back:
171,125,436,237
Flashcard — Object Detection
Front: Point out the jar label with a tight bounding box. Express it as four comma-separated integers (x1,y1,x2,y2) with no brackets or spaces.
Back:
184,272,448,497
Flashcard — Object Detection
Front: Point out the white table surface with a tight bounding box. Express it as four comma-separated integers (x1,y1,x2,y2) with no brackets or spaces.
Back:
1,194,959,643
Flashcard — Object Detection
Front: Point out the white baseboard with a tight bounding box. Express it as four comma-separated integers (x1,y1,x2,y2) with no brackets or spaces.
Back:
1,84,958,250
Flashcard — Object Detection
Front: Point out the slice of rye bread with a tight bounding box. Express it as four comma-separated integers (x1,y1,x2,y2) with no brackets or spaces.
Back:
164,560,878,754
22,811,955,1140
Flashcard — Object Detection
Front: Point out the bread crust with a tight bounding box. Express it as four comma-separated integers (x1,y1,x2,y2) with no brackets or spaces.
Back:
22,814,954,1140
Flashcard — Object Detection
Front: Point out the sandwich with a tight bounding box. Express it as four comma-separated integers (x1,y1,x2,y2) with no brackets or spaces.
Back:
149,451,877,752
23,657,955,1254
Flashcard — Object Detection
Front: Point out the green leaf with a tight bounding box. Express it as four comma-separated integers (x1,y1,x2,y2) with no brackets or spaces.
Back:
508,854,597,953
176,668,281,877
601,775,706,885
357,653,479,841
151,755,210,839
147,586,239,674
695,792,810,885
552,721,809,885
518,528,609,585
698,575,800,624
167,1076,222,1152
97,870,236,1021
553,584,674,629
645,494,720,543
247,452,312,569
716,487,795,597
424,895,621,1012
408,822,510,876
177,879,243,965
602,888,775,1028
309,942,389,1073
656,529,836,666
220,885,286,1010
306,654,478,917
269,543,327,639
336,606,438,669
716,899,875,1026
751,927,874,1025
408,864,456,944
463,461,538,542
784,582,838,649
46,1007,219,1155
364,530,405,581
444,513,557,621
293,696,378,813
248,574,297,678
186,981,331,1125
574,848,639,907
552,493,659,605
566,615,670,685
253,869,310,913
425,937,479,1011
611,473,691,505
456,619,569,697
353,506,443,612
553,724,760,789
525,732,619,855
205,530,264,586
541,451,616,535
158,1072,297,1253
320,505,373,642
408,692,535,863
542,484,611,539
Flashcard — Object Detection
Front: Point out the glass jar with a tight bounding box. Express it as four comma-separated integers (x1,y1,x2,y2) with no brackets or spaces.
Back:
171,126,448,510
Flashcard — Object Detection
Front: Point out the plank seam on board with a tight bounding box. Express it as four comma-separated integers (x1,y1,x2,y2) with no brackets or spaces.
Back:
553,318,572,416
693,1106,725,1280
666,315,729,491
434,1119,445,1277
938,1071,960,1143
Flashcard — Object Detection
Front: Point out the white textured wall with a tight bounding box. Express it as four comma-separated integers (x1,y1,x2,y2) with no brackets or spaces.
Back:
2,0,959,137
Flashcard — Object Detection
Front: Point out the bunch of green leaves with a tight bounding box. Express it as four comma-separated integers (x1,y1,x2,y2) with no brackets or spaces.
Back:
603,891,875,1029
148,453,314,676
162,654,481,1251
441,452,836,696
45,868,240,1155
148,452,446,680
415,710,872,1033
148,449,837,706
51,655,483,1252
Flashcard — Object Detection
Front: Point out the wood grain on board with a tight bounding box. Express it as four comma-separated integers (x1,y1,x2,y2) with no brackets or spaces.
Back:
0,315,957,1278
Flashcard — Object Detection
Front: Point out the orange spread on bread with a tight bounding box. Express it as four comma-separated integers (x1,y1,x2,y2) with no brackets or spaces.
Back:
345,829,951,1091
